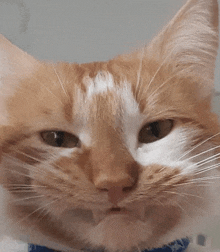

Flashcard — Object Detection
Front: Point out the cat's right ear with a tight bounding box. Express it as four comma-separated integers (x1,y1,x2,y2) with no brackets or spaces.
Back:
145,0,219,97
0,35,38,125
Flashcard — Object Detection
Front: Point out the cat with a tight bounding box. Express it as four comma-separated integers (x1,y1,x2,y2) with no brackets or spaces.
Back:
0,0,219,251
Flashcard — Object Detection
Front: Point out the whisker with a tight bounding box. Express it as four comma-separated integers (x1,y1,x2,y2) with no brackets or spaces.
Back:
33,207,50,225
1,164,45,181
188,176,220,182
6,184,46,188
14,196,62,226
174,198,206,218
2,152,49,176
7,190,35,193
147,64,195,104
6,186,46,194
144,45,178,95
52,64,69,98
2,168,34,178
194,163,220,176
169,155,220,181
7,150,72,178
135,47,145,100
163,190,203,199
10,194,45,203
42,85,64,105
174,202,187,214
4,149,46,164
147,75,175,101
2,154,44,173
179,132,220,161
1,168,46,184
153,198,165,207
182,144,220,162
171,181,214,187
188,153,220,170
136,48,144,87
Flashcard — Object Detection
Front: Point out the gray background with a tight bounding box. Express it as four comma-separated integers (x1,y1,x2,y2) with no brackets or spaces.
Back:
0,0,219,92
0,0,220,249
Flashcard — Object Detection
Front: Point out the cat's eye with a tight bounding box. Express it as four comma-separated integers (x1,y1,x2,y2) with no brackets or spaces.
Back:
138,120,173,144
40,131,80,148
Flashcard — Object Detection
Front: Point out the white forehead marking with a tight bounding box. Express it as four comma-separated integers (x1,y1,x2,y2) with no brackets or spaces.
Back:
85,71,114,99
119,81,143,157
119,82,139,116
81,72,142,150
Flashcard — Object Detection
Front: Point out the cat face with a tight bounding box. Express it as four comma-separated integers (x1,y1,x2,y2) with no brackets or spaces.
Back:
0,0,219,251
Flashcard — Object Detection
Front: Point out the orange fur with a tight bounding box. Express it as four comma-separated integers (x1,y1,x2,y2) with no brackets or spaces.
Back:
0,0,220,251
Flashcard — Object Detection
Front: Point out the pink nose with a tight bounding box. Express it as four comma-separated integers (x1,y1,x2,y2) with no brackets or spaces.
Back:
93,174,135,205
107,186,128,205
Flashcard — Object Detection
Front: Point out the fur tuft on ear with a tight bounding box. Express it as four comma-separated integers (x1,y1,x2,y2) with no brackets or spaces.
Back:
146,0,219,96
0,35,39,125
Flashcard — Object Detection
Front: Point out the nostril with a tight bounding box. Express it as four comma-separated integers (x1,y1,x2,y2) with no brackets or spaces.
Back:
110,207,121,212
99,186,133,193
122,186,133,192
99,188,108,192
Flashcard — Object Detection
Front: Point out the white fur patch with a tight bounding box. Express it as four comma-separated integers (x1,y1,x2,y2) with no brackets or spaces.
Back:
136,127,192,171
135,127,201,175
59,148,75,157
80,73,142,150
85,72,114,99
119,82,143,157
119,82,139,116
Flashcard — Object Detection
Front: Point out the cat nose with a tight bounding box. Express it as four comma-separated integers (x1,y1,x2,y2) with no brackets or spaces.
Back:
107,186,131,205
94,174,136,204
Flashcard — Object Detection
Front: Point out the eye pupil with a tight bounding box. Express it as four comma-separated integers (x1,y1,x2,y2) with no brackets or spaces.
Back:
138,120,173,144
150,122,159,138
54,131,64,147
41,131,79,148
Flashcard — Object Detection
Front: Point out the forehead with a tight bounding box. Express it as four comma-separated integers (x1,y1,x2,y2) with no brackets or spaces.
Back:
79,71,140,122
70,71,142,145
6,58,193,132
74,70,143,149
5,62,142,132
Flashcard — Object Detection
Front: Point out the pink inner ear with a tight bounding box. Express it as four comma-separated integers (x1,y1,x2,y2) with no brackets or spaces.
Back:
0,35,38,80
0,35,40,126
145,0,219,97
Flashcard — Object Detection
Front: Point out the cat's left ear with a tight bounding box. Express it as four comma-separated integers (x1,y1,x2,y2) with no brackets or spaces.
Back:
0,35,38,80
0,35,39,125
146,0,219,95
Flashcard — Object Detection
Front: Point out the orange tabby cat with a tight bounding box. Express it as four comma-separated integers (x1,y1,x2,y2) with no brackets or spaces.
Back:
0,0,219,251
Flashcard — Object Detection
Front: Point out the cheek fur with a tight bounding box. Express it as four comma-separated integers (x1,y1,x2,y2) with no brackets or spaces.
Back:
136,126,198,175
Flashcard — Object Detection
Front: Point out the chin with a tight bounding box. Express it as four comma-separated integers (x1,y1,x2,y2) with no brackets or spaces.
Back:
74,205,201,252
84,214,151,252
69,209,186,252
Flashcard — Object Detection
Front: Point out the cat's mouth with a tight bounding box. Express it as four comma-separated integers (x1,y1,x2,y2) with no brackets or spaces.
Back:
107,207,128,214
92,206,146,224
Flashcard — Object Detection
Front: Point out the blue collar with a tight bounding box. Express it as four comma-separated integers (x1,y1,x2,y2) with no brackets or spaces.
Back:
28,238,190,252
